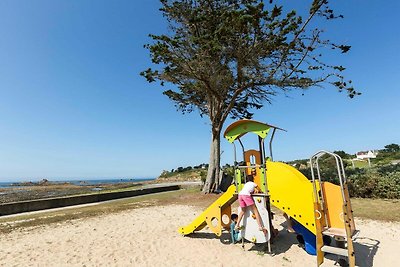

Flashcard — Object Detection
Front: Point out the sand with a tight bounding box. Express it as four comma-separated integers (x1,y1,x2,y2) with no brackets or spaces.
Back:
0,205,398,267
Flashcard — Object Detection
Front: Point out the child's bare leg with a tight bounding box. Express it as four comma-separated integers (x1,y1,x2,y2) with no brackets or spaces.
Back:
236,207,246,228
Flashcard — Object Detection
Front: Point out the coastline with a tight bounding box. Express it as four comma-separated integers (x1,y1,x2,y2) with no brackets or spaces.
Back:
0,178,155,188
0,178,158,204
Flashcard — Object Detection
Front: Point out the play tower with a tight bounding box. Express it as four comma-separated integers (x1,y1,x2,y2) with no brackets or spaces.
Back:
179,119,357,266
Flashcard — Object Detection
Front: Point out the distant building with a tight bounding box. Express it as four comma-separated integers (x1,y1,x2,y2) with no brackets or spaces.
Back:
356,150,378,160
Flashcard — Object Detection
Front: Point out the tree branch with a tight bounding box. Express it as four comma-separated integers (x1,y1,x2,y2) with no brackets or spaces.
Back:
281,31,319,82
269,0,327,79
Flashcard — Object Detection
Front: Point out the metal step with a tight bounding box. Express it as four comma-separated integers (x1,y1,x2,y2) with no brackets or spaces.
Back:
322,227,347,237
321,245,349,257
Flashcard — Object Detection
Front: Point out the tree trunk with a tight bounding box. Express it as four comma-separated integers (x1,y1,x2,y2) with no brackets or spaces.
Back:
202,128,221,193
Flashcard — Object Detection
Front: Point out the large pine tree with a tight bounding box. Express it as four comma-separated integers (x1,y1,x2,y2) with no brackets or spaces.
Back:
141,0,358,193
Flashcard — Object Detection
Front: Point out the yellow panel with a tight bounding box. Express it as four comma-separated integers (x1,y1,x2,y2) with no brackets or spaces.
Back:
322,182,345,230
266,161,317,234
178,185,237,236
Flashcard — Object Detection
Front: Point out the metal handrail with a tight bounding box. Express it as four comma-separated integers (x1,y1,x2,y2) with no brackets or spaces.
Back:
310,150,348,228
311,150,346,199
269,128,276,160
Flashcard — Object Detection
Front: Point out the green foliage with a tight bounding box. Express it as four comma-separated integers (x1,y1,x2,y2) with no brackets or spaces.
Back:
222,165,235,178
142,0,358,192
333,150,353,159
383,143,400,153
298,154,350,184
347,166,400,199
299,163,400,199
159,163,208,178
141,0,358,125
286,159,308,169
373,145,400,166
376,164,400,175
292,144,400,199
200,170,207,184
352,160,369,168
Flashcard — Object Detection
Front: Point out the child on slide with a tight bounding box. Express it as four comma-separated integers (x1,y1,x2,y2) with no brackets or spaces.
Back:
236,175,268,234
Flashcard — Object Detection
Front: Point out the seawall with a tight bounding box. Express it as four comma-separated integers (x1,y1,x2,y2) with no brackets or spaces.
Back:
0,185,180,216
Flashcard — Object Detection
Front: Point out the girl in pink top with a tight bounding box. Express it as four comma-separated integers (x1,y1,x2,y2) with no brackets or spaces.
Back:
236,175,268,234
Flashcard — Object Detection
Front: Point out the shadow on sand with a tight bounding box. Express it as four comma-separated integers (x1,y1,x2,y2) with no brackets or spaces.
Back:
185,232,232,245
353,236,380,267
322,236,380,267
276,221,381,267
269,229,300,255
186,228,380,266
186,229,299,255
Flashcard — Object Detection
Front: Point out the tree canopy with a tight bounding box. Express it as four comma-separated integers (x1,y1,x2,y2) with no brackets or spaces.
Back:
141,0,358,192
333,150,353,159
383,144,400,153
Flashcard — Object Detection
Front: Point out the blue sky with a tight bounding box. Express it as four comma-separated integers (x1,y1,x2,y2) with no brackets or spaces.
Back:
0,1,399,181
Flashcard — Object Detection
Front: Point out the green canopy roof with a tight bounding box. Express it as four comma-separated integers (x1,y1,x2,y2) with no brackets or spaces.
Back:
223,119,285,143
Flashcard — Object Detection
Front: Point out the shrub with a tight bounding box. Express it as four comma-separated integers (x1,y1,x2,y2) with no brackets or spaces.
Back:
347,168,400,199
200,170,207,184
297,162,400,199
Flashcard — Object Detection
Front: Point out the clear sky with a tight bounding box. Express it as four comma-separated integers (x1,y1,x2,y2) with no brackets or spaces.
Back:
0,1,399,181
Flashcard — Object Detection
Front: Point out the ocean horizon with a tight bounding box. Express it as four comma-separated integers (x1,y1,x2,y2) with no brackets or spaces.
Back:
0,178,156,188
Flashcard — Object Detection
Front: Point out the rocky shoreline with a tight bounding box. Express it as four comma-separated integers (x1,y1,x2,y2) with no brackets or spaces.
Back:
0,180,148,204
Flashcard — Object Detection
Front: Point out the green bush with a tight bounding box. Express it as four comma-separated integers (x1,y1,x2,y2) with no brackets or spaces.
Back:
297,161,399,199
347,167,400,199
200,170,207,184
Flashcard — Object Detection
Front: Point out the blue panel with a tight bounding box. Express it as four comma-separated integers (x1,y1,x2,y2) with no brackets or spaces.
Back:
292,219,317,255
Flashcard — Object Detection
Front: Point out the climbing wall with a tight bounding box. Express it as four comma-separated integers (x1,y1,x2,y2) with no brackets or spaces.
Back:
239,195,271,243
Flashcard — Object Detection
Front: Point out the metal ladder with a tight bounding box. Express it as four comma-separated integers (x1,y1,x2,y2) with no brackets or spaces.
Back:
310,151,356,267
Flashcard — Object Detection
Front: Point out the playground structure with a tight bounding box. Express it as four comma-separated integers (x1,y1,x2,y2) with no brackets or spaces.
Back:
179,119,358,266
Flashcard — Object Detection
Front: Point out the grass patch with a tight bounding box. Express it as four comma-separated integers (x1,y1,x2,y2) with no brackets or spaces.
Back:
351,198,400,222
159,169,202,179
0,187,398,235
352,160,369,168
256,251,266,256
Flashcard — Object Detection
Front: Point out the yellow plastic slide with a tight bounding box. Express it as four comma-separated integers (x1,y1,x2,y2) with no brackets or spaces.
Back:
179,161,344,238
179,184,237,236
266,161,317,234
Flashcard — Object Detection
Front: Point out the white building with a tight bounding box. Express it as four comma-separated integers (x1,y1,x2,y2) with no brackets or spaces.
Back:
356,150,378,160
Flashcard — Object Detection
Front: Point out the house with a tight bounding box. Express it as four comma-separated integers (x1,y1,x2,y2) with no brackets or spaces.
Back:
356,150,378,160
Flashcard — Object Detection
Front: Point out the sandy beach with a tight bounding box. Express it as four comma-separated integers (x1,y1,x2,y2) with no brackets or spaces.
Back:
0,204,398,267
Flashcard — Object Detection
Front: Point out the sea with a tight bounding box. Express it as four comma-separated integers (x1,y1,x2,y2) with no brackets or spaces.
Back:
0,178,155,188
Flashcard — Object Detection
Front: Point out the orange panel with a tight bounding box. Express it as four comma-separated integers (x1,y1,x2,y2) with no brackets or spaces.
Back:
244,150,263,189
322,182,345,229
